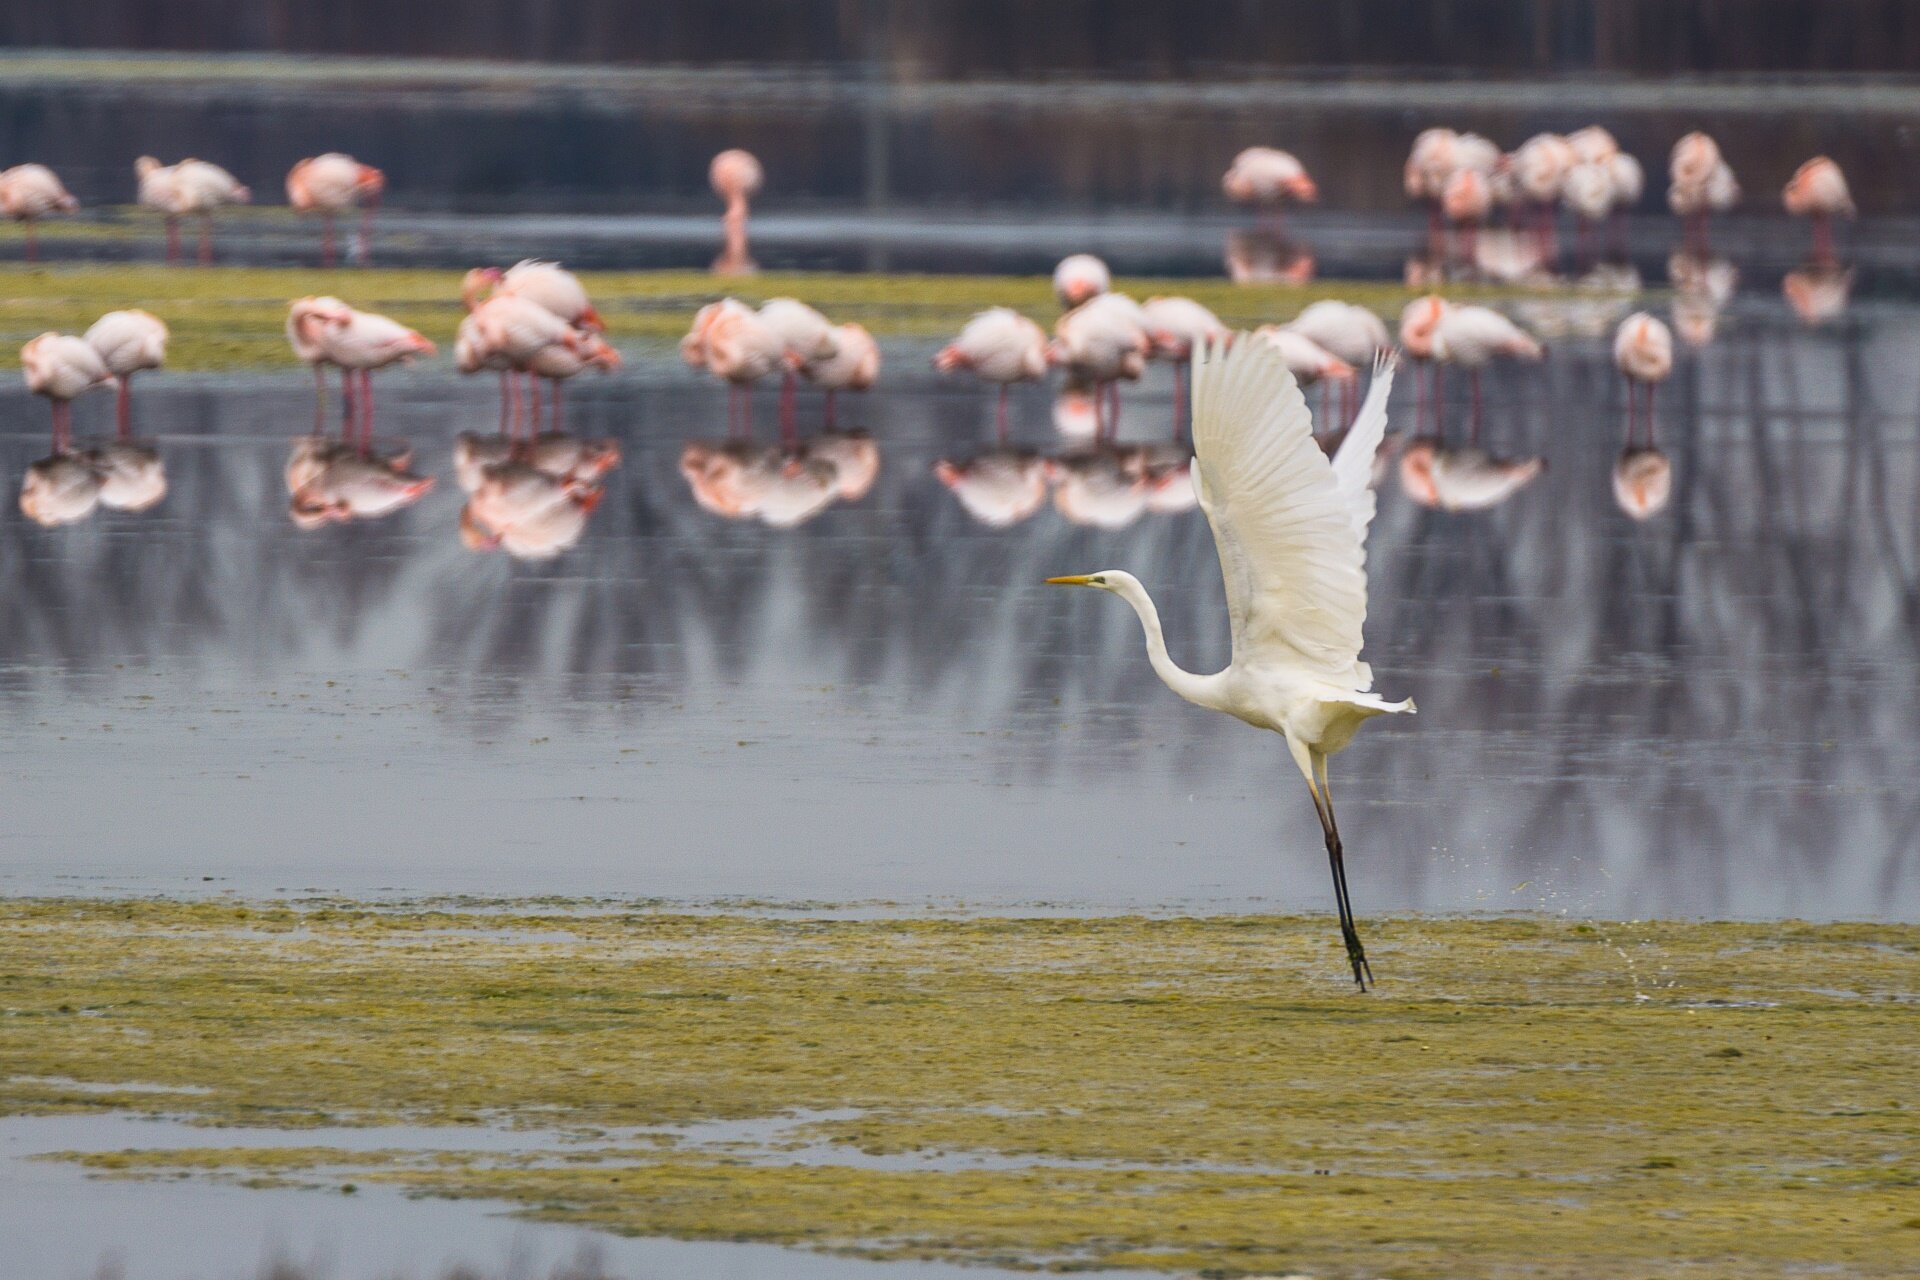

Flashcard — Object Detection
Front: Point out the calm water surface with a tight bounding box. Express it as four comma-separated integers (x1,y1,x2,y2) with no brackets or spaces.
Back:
4,289,1917,922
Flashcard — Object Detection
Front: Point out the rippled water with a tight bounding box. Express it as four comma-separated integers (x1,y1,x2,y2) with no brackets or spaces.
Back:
4,285,1917,922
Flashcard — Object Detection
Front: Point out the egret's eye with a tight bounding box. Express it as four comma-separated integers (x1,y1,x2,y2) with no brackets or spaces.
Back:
1092,575,1107,585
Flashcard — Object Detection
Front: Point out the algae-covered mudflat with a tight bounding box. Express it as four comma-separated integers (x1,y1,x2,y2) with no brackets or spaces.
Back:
3,898,1917,1277
0,261,1552,371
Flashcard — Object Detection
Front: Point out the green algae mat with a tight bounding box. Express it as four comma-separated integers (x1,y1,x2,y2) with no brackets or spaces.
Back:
0,260,1551,372
3,899,1917,1276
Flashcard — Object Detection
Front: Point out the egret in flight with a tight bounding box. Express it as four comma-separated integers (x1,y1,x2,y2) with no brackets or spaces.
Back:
1048,338,1412,989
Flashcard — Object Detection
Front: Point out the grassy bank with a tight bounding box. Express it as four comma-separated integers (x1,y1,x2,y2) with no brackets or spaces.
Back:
0,263,1550,372
4,899,1916,1276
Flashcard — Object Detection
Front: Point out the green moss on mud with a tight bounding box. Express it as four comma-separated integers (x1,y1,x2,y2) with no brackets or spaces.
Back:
4,899,1916,1276
0,264,1563,372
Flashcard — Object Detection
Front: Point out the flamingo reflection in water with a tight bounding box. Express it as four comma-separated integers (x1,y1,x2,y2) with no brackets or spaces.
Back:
681,420,880,530
933,451,1052,528
1784,262,1854,328
1224,227,1314,285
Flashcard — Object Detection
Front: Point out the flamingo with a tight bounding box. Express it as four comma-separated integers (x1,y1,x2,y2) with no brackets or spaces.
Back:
0,165,79,263
1052,254,1111,309
1441,166,1493,260
1783,157,1854,263
287,297,434,450
1285,300,1390,426
1223,147,1317,227
495,260,605,332
1405,128,1459,248
1139,296,1229,435
933,451,1050,527
1510,133,1574,262
1051,293,1150,438
83,310,168,439
1249,326,1355,396
709,149,763,275
21,333,112,453
466,294,594,435
683,298,788,434
757,297,840,441
1612,311,1673,450
806,323,881,426
524,330,621,431
1669,133,1738,255
934,307,1051,441
1400,296,1544,439
286,154,384,267
136,157,250,265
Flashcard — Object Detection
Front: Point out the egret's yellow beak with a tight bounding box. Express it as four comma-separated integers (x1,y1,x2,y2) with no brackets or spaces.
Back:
1046,575,1095,586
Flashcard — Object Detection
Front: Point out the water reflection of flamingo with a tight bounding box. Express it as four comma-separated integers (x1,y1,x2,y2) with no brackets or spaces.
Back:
1783,158,1854,264
933,451,1050,527
20,454,103,527
84,310,168,439
462,460,600,557
1668,251,1738,348
136,156,250,265
0,163,79,262
286,154,384,267
1398,439,1544,513
1224,227,1315,285
288,447,434,529
710,149,762,275
1047,446,1152,530
1783,262,1854,327
935,308,1051,441
21,332,112,452
1046,340,1407,989
680,429,878,528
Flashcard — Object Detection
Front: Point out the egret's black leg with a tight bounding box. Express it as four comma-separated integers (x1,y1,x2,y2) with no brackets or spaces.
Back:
1311,774,1372,992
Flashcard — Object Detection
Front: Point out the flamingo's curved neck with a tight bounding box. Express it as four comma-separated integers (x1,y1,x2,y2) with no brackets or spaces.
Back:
1106,576,1227,712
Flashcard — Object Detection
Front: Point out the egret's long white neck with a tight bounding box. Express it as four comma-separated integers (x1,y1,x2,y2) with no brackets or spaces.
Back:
1104,574,1226,711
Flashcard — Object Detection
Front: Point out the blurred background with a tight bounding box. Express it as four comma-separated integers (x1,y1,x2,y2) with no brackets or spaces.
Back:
3,0,1917,220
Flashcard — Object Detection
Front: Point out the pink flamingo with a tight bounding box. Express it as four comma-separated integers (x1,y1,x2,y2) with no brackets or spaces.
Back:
1401,296,1544,440
21,332,112,453
1052,254,1111,310
1286,300,1389,426
286,154,385,267
1223,146,1317,229
286,296,434,451
806,322,881,427
1612,311,1673,451
1783,157,1854,264
1051,293,1150,439
1668,133,1739,256
136,157,250,265
1139,296,1229,437
683,299,788,435
83,310,168,439
0,165,79,263
934,307,1051,442
709,149,763,276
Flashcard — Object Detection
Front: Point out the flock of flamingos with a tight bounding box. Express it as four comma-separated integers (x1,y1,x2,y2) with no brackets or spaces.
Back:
5,129,1859,552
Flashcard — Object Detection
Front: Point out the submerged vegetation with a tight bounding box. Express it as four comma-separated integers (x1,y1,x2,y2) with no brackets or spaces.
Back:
3,899,1917,1275
0,259,1558,372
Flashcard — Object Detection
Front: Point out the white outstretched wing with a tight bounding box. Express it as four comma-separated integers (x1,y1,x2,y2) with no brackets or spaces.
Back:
1188,336,1372,688
1329,351,1398,548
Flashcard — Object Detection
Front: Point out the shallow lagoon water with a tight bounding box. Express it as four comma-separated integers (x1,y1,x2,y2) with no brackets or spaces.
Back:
3,293,1918,921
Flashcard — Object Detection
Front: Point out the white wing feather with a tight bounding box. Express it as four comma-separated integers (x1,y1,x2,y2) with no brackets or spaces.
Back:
1329,350,1398,546
1188,336,1373,688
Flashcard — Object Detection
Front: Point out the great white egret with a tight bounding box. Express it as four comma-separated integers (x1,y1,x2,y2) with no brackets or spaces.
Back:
1047,337,1413,990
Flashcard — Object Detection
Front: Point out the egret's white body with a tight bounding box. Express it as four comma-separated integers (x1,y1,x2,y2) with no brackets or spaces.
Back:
1048,338,1411,988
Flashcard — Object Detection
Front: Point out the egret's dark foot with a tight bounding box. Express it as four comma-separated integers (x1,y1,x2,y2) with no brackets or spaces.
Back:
1343,928,1374,992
